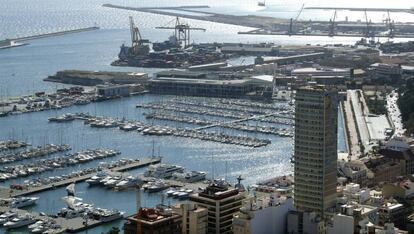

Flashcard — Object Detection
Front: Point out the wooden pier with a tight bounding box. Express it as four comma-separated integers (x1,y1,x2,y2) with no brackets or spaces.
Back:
1,157,161,198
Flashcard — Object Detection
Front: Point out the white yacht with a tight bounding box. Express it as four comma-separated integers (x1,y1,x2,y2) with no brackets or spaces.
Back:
4,214,36,229
144,164,184,178
10,196,39,208
172,171,206,183
91,208,124,223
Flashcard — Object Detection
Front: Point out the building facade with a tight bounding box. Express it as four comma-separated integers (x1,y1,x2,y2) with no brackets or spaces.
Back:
293,85,338,215
189,181,245,234
172,203,208,234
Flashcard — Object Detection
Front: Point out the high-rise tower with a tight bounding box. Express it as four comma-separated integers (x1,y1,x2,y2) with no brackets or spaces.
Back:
294,85,338,215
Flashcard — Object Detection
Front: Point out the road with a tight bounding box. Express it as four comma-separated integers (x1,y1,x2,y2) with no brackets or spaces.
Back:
386,90,406,136
343,94,361,160
348,90,371,155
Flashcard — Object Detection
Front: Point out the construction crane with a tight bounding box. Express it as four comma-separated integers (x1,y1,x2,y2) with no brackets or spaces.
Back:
289,4,305,36
156,17,206,48
129,16,149,56
328,10,337,37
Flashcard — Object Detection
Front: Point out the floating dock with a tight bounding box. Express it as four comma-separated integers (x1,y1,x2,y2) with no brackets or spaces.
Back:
3,157,161,198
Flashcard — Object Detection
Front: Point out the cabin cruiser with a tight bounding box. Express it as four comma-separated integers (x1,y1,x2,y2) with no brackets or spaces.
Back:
86,171,108,185
144,164,184,178
8,196,39,208
172,171,206,183
90,208,124,223
3,214,36,229
145,180,169,193
115,176,143,189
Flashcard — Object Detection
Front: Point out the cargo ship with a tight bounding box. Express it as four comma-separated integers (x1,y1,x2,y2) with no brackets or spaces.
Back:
111,17,225,68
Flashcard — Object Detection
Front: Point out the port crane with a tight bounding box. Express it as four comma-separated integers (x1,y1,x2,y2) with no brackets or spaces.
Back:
305,6,398,39
156,17,206,48
328,10,337,37
129,16,149,55
289,4,305,36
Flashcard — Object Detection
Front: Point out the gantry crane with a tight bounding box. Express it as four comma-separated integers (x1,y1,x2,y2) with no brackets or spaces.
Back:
156,17,206,48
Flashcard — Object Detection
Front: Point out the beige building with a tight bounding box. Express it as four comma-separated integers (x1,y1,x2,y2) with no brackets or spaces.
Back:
233,195,293,234
293,85,338,215
189,180,245,234
172,203,208,234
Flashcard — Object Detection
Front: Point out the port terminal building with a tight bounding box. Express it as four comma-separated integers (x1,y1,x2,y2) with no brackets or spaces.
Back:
148,70,272,98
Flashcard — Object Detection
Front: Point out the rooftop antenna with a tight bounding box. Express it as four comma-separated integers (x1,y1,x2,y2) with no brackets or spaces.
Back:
136,185,141,234
151,139,155,158
225,161,228,181
211,154,215,180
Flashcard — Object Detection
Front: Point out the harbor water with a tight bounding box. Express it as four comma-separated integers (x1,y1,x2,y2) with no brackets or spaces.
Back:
0,0,406,233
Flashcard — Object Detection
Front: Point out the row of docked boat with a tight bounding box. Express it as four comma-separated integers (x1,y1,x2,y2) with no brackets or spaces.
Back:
28,219,63,233
86,171,144,190
0,210,63,233
165,188,194,200
145,112,211,126
145,112,293,137
137,98,294,119
257,116,294,125
0,140,29,152
59,183,124,222
58,199,124,223
51,113,271,147
0,87,96,118
137,102,252,119
214,97,292,112
0,149,119,181
0,144,71,165
15,158,137,190
0,212,37,230
168,98,289,115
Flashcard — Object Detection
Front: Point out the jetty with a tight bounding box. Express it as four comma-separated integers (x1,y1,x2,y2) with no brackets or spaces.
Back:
0,26,99,50
2,157,161,198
